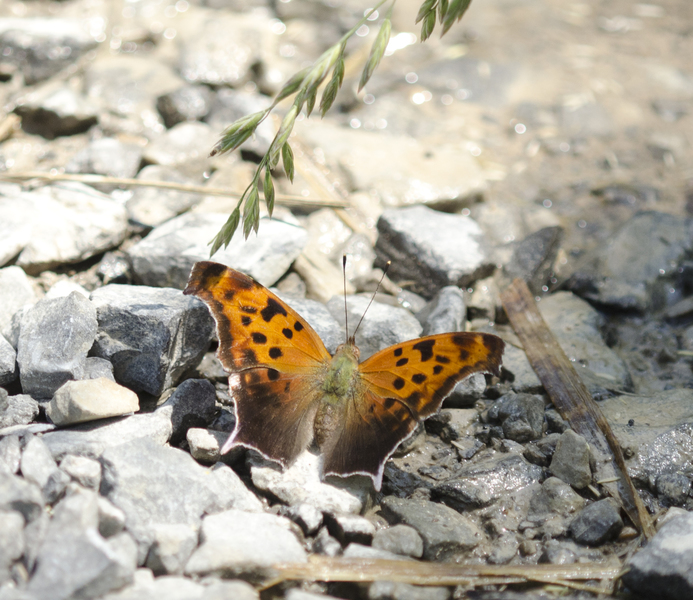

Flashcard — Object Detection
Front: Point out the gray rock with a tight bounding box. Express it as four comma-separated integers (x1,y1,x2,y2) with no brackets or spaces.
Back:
15,84,99,138
326,294,422,359
0,334,16,385
655,472,691,507
416,286,466,336
368,581,450,600
205,89,274,155
127,212,307,289
0,266,36,337
501,343,544,394
158,379,216,446
83,357,115,381
60,454,102,490
204,462,265,514
466,276,501,322
0,435,21,474
277,294,343,356
326,513,375,546
282,503,323,536
47,378,139,426
97,496,126,539
1,184,128,275
178,12,269,86
539,291,633,393
567,211,693,312
28,529,137,600
0,394,38,428
488,533,520,565
372,524,424,558
432,454,542,510
42,409,173,462
528,477,586,520
90,284,214,396
0,18,97,85
622,511,693,600
184,509,307,580
312,527,342,557
376,206,493,299
549,430,592,489
187,428,232,464
380,496,484,560
143,121,218,168
569,499,623,545
503,226,563,295
66,137,143,181
17,292,97,398
490,393,545,442
145,523,198,575
157,84,213,128
20,437,69,504
0,471,44,522
126,165,203,228
632,423,693,491
250,451,368,515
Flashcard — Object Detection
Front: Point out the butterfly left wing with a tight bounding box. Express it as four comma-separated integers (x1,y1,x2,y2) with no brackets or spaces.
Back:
321,332,505,489
184,261,332,466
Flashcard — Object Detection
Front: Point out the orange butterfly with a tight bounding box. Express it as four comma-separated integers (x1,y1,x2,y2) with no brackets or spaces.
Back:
184,261,505,490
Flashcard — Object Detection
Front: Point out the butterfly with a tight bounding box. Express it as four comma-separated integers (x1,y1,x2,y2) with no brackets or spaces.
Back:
184,261,505,490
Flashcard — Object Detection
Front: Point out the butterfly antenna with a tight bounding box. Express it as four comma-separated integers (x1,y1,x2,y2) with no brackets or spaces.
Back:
352,261,391,341
342,255,349,344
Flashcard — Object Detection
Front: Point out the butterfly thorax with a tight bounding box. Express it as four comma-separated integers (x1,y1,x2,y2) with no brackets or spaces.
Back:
313,342,361,448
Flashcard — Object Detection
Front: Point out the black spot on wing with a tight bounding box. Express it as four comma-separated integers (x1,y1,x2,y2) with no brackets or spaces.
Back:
261,297,288,322
242,348,257,366
223,289,235,302
203,262,227,280
241,316,251,326
435,355,450,364
240,306,257,314
396,357,408,367
394,347,403,357
412,373,427,384
433,365,443,375
383,398,396,410
251,332,267,344
267,368,280,381
294,321,304,332
413,339,435,362
405,391,421,405
458,349,470,361
282,328,293,339
269,347,283,359
393,377,405,390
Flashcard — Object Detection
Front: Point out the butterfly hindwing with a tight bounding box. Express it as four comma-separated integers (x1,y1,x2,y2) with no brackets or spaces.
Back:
184,261,331,373
359,332,505,419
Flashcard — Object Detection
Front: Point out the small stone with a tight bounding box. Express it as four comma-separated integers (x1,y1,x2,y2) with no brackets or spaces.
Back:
47,378,139,426
184,509,307,580
20,436,69,504
0,471,44,522
187,428,228,463
60,454,102,490
83,357,115,382
0,393,39,428
282,503,323,536
488,533,519,564
0,334,17,385
90,284,214,396
372,524,424,558
569,499,623,545
368,581,450,600
416,286,466,336
158,379,216,446
380,496,484,561
326,513,376,546
97,496,126,539
493,393,545,442
0,435,21,474
376,206,492,299
156,84,213,128
145,523,198,575
622,511,693,600
312,527,342,557
541,539,580,565
17,292,98,399
528,477,586,520
502,226,563,295
655,472,691,507
549,430,592,489
204,462,265,514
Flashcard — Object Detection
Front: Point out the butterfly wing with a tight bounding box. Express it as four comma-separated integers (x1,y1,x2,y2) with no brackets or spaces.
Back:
184,261,332,465
321,332,505,489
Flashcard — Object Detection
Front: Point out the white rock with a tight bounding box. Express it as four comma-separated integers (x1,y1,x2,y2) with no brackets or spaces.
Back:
47,378,139,426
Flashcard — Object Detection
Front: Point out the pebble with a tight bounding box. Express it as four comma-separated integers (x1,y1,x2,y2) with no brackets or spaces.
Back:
126,212,307,289
184,509,307,580
90,284,214,396
186,428,228,464
502,226,563,295
281,503,323,536
157,84,214,128
0,394,39,429
623,511,693,600
145,523,198,576
569,499,623,546
19,436,69,504
375,206,492,299
416,286,467,336
17,291,98,399
47,378,139,426
380,496,484,561
549,429,593,489
324,513,375,546
655,472,691,507
488,393,545,442
371,524,424,558
0,435,21,474
60,454,102,491
158,379,216,446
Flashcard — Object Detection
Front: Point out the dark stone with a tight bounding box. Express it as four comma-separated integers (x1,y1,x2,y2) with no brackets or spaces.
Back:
503,226,563,295
569,499,623,545
159,379,217,446
157,84,213,128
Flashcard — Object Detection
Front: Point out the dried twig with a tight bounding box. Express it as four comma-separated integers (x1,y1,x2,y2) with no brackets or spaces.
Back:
500,278,654,538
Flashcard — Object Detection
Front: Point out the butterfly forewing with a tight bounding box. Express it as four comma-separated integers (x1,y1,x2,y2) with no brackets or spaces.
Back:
184,261,331,373
359,332,505,419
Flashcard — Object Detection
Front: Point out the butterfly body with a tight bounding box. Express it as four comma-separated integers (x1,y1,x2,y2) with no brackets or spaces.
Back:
184,261,505,490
